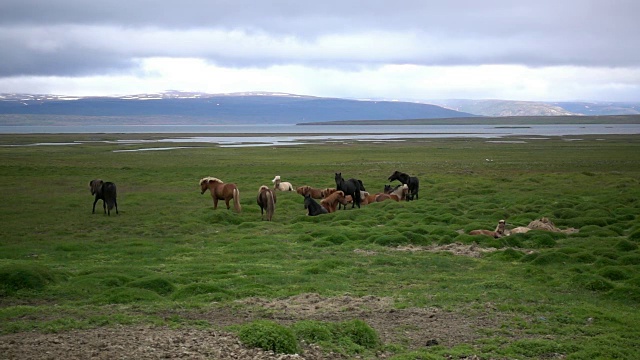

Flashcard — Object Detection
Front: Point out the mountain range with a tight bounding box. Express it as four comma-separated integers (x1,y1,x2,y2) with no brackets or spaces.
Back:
0,91,638,125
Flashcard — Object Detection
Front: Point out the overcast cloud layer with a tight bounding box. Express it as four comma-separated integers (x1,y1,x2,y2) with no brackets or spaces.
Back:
1,0,639,101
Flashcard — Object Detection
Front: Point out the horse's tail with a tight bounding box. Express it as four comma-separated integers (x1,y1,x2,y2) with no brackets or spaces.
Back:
103,182,117,214
266,190,275,221
233,187,242,212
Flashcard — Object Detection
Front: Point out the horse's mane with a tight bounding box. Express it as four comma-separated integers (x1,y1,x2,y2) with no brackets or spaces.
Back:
258,185,269,192
200,177,223,185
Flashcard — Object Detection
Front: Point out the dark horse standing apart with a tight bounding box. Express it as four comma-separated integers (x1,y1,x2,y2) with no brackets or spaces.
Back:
89,179,118,216
334,172,365,208
304,194,328,216
257,185,276,221
388,171,419,201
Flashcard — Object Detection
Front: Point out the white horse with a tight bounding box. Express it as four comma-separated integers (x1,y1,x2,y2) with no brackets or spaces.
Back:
272,175,293,191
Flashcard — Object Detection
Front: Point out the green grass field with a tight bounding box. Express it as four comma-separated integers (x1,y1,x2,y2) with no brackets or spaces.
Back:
1,133,639,359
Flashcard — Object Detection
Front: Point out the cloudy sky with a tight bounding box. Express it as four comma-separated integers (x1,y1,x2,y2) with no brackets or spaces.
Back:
1,0,639,101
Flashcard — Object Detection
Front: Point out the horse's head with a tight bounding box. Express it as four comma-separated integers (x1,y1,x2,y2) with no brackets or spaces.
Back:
296,186,308,196
89,179,104,195
388,171,398,182
272,175,281,183
334,172,343,183
199,177,221,194
303,194,312,208
384,184,392,193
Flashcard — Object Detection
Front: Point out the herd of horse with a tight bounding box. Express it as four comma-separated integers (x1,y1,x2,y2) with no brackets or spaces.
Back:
89,172,546,239
196,170,420,221
90,171,419,221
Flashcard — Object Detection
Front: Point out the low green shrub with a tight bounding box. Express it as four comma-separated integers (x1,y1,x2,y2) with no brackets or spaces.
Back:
290,320,333,343
99,287,162,304
237,320,300,354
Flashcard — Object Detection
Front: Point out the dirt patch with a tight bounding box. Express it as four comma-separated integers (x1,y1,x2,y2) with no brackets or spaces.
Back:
394,243,499,258
0,294,504,359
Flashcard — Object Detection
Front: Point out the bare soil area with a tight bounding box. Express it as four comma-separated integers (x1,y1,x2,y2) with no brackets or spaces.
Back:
1,293,501,359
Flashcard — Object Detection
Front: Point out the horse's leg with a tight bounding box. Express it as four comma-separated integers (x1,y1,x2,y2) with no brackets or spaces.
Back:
225,198,231,210
114,199,118,214
92,197,99,214
213,197,219,210
103,200,107,214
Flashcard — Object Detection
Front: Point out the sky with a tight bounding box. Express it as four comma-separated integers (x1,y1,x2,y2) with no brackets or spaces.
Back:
0,0,639,102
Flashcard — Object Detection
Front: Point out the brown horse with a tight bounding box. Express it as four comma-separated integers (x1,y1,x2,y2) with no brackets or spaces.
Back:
200,177,241,212
320,190,348,213
296,185,324,199
257,185,276,221
89,179,118,215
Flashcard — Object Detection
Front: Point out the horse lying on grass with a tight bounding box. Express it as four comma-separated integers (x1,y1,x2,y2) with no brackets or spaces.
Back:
257,185,276,221
469,220,506,238
89,179,118,216
272,175,294,191
304,194,328,216
296,185,324,199
200,177,242,212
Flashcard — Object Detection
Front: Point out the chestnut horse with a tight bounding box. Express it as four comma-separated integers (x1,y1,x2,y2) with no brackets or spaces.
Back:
296,185,324,199
200,177,242,212
257,185,276,221
320,190,348,213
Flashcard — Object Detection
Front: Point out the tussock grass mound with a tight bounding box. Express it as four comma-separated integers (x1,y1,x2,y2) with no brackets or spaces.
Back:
0,264,61,295
127,277,176,295
571,274,615,292
237,320,300,354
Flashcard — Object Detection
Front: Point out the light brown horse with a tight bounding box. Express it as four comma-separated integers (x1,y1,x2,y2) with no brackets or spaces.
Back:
257,185,276,221
320,190,348,213
200,177,241,212
296,185,324,199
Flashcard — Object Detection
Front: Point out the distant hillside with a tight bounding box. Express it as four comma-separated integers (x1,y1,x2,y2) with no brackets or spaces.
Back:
550,101,640,115
0,92,476,125
426,99,577,116
427,99,640,117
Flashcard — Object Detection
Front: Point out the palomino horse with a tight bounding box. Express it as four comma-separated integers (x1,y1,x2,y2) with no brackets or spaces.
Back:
304,194,328,216
272,176,294,191
296,185,324,199
200,177,242,212
89,179,118,216
257,185,276,221
469,220,505,238
320,190,348,213
334,172,365,208
388,171,419,201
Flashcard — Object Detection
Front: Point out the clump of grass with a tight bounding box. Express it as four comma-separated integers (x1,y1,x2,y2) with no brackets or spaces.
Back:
485,248,524,261
372,234,408,246
291,319,379,355
598,266,631,281
0,264,61,295
527,251,571,266
628,229,640,242
237,320,300,354
616,239,639,252
618,254,640,265
172,283,231,301
98,287,163,304
127,276,176,295
571,274,615,292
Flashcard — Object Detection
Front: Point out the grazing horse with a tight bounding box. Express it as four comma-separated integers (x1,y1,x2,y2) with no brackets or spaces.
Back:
320,190,348,213
200,177,242,212
257,185,276,221
89,179,118,216
304,194,328,216
296,185,324,199
272,175,294,191
334,172,365,208
388,171,419,201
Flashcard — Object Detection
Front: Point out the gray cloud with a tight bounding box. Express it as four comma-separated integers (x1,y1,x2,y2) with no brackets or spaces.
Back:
0,0,638,100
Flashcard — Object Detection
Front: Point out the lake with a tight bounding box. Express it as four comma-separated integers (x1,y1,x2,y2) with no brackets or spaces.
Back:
2,124,639,148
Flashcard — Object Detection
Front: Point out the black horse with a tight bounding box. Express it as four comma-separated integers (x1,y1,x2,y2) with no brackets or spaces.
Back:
89,179,119,216
304,194,328,216
335,172,365,208
388,171,419,201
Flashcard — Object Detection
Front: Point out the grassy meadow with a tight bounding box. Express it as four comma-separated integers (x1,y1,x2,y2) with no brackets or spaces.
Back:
1,133,640,359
